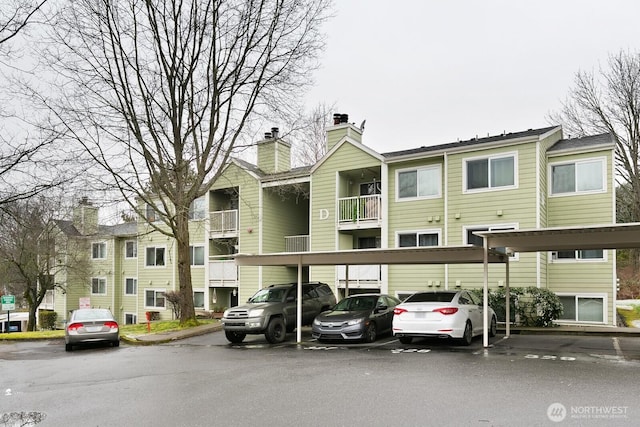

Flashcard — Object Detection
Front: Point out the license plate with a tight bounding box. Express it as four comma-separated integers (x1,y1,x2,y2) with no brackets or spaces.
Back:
86,326,102,332
415,312,426,319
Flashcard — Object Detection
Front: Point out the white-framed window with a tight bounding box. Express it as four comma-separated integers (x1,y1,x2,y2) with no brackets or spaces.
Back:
125,313,137,325
145,202,166,222
464,153,516,192
557,293,606,323
145,289,166,308
189,197,207,220
551,249,606,262
550,157,605,196
193,291,205,309
125,241,137,258
397,165,441,200
145,246,166,267
91,277,107,295
465,224,518,259
91,242,107,259
397,230,440,247
124,277,137,295
190,245,205,266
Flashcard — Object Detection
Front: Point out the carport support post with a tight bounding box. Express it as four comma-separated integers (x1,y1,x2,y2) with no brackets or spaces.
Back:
345,265,350,298
483,239,489,348
296,256,303,344
505,259,510,338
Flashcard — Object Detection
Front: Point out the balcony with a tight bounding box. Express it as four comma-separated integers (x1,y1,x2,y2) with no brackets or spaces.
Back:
338,195,382,229
285,235,310,252
209,209,238,237
337,264,381,288
209,260,238,286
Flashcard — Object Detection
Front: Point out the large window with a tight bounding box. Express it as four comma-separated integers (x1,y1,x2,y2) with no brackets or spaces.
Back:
125,278,137,295
91,277,107,295
193,291,205,309
465,154,515,191
189,197,206,220
145,290,165,308
398,231,439,247
190,245,205,266
125,313,137,325
552,249,605,262
558,294,605,323
397,165,441,199
125,241,137,258
146,246,166,267
551,158,605,195
92,242,107,259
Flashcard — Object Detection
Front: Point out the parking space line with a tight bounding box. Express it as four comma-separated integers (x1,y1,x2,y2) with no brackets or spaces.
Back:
612,337,624,359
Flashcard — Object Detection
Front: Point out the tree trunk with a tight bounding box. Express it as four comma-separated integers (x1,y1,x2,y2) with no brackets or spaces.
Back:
175,212,196,325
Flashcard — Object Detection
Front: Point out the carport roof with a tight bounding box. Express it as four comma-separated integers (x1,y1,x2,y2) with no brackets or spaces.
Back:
234,245,508,266
475,223,640,253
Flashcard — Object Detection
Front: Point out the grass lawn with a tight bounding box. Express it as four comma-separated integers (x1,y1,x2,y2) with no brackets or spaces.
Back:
0,319,219,340
618,306,640,326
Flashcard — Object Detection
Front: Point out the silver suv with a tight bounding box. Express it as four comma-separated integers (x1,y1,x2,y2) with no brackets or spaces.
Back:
222,282,336,344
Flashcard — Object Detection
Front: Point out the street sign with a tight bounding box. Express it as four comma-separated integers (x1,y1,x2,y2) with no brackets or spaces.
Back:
1,295,16,311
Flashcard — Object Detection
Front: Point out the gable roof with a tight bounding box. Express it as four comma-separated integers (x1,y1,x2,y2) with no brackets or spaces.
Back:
382,126,560,159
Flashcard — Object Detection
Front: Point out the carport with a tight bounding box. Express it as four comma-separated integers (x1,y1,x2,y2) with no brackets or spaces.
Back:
235,223,640,348
234,246,508,344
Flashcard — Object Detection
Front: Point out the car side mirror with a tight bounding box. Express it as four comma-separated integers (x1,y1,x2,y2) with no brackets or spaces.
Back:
375,305,388,313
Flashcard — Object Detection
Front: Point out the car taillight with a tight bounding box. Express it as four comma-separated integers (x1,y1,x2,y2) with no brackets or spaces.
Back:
433,307,458,315
393,307,407,316
67,322,83,331
104,321,119,329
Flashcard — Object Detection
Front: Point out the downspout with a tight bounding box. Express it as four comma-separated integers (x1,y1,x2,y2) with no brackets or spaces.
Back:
258,184,263,288
381,161,389,294
444,152,449,289
535,139,542,288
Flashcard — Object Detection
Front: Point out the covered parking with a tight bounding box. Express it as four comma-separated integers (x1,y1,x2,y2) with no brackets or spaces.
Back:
235,223,640,347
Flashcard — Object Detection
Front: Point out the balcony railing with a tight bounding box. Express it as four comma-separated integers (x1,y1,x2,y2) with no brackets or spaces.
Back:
337,264,381,288
209,209,238,234
338,195,382,224
285,235,310,252
209,260,238,286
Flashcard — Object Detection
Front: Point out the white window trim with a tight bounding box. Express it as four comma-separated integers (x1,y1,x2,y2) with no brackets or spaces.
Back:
124,277,137,296
193,289,206,309
462,151,518,193
124,312,138,325
90,277,107,296
549,249,608,263
144,288,166,309
145,245,167,268
395,164,442,202
189,197,207,221
464,223,519,261
548,156,607,197
124,240,137,259
395,229,442,247
190,244,205,267
555,292,607,324
91,241,107,260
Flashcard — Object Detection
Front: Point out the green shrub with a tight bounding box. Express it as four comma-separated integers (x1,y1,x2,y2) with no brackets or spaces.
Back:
38,311,58,330
471,286,563,327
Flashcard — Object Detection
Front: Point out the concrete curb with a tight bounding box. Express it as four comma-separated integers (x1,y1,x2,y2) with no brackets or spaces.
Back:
120,322,224,345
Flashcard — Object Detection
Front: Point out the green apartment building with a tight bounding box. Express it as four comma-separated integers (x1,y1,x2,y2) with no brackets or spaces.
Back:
46,114,617,327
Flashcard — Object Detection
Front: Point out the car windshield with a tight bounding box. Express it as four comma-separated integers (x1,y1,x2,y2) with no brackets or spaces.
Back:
73,309,113,321
249,288,287,303
405,292,456,303
333,296,377,311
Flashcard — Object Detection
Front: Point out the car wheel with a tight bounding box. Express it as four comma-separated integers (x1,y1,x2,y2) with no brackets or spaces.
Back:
113,340,120,347
398,336,412,345
489,316,497,338
65,343,73,352
460,321,473,346
265,317,286,344
363,322,377,343
225,331,246,344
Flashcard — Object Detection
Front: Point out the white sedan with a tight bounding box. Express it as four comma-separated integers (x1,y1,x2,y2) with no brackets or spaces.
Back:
392,290,496,345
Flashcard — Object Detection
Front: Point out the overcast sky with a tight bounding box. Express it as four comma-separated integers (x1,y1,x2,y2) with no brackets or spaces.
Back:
304,0,640,153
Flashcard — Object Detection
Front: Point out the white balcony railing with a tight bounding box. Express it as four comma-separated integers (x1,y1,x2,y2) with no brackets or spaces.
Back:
338,195,382,224
285,235,310,252
209,209,238,234
337,264,381,288
209,260,238,286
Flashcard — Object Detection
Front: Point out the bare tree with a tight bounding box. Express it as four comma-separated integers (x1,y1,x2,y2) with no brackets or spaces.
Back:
289,102,334,166
0,0,48,53
550,50,640,221
38,0,332,324
0,196,91,331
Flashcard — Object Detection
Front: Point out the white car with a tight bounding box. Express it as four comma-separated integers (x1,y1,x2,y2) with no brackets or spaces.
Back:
392,290,496,345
